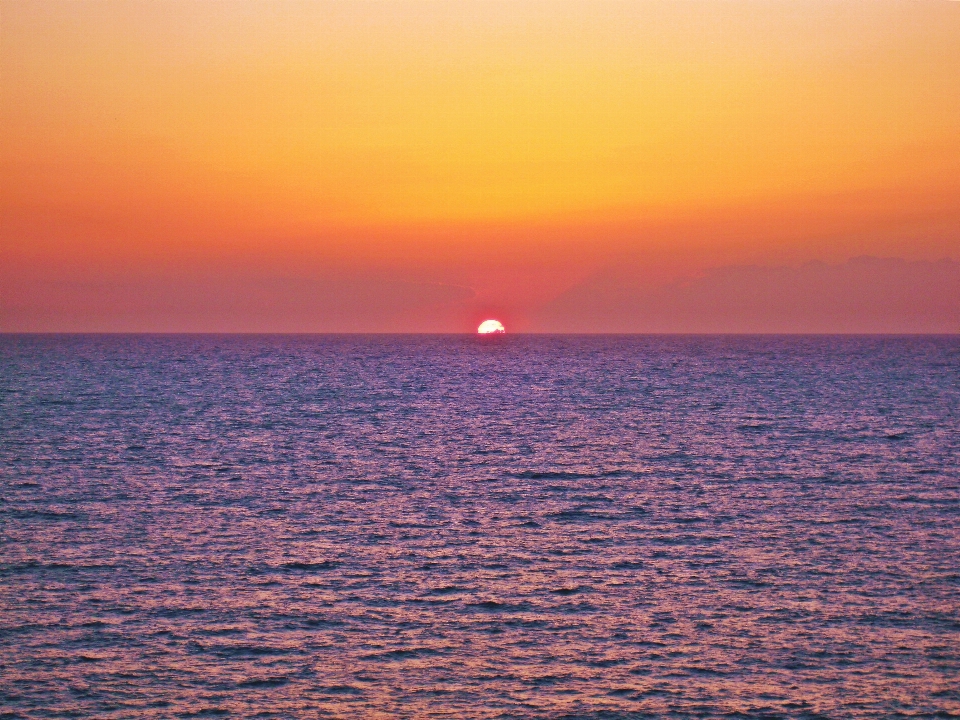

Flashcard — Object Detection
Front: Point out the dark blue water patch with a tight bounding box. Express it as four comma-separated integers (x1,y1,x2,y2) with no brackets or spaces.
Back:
277,561,340,572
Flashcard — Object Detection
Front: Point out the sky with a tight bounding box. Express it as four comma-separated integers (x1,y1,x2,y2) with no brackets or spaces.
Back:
2,0,959,332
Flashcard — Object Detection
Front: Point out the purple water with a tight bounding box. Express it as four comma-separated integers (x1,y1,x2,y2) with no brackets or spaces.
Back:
1,335,958,718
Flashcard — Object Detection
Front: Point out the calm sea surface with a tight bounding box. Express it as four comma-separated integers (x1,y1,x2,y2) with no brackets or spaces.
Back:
1,335,958,719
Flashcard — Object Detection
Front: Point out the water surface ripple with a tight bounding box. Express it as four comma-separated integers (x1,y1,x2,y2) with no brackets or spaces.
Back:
1,335,958,718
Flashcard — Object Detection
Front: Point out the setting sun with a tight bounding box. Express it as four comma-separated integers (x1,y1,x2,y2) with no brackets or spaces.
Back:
477,320,505,334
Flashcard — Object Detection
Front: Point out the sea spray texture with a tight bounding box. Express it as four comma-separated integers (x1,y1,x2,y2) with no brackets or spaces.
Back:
1,335,958,718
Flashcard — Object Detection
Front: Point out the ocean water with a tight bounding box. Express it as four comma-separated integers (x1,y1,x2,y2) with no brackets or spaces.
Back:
1,334,958,719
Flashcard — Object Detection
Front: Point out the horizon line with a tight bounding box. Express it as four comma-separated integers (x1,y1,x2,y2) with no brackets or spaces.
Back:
2,332,958,338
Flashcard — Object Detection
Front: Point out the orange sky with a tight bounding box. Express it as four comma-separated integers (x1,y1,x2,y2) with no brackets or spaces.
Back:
2,0,959,331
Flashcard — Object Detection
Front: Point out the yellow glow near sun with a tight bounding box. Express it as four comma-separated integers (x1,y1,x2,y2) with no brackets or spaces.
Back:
477,320,505,334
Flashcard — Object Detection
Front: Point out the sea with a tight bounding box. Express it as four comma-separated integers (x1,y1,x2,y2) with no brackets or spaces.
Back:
1,334,958,719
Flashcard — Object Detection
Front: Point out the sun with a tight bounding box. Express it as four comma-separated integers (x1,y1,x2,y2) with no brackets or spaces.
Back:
477,319,505,334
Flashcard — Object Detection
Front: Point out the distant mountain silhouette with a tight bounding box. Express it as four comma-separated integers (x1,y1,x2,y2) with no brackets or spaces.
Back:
538,257,960,333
